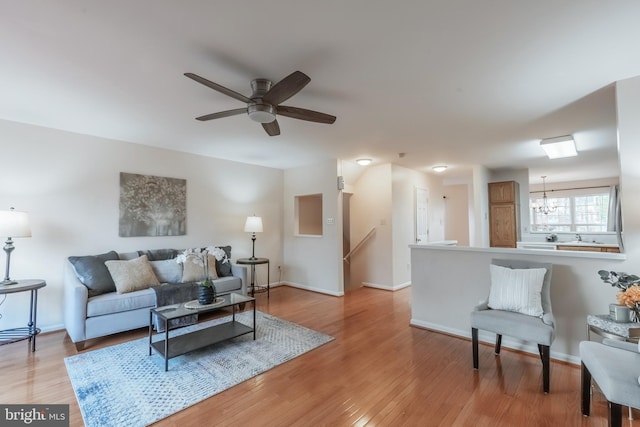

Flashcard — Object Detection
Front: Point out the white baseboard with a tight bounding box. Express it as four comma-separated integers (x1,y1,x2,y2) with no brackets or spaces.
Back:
281,281,344,297
41,323,65,334
363,281,411,291
409,318,580,365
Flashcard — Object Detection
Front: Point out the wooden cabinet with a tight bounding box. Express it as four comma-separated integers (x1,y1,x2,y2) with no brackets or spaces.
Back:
489,181,516,204
489,181,519,248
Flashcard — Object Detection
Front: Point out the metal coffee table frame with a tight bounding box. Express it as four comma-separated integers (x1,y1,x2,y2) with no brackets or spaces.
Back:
149,292,255,371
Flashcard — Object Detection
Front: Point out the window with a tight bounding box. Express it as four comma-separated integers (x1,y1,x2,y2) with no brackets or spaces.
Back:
530,191,609,232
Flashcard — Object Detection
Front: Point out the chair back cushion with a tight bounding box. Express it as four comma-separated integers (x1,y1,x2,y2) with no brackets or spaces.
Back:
491,259,553,317
488,264,546,317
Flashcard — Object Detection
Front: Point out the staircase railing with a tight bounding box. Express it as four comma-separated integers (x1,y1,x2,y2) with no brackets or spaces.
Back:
343,226,376,263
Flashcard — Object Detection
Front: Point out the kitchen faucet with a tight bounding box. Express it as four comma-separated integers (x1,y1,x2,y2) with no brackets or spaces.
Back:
575,233,582,242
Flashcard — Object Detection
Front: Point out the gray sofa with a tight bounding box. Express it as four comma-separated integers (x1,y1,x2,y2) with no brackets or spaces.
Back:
64,248,248,350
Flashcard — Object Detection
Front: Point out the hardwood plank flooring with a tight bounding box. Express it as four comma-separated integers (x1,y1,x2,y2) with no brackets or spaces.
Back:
0,286,632,426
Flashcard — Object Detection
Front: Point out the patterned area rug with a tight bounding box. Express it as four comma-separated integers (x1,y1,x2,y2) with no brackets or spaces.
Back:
64,311,333,427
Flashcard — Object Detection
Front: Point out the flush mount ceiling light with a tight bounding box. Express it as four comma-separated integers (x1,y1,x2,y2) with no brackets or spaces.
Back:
432,165,448,173
356,158,372,166
540,135,578,159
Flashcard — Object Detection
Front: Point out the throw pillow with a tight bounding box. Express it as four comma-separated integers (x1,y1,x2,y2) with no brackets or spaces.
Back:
151,259,183,283
181,254,218,283
105,255,160,294
487,264,546,317
139,248,178,261
214,245,233,277
68,250,119,297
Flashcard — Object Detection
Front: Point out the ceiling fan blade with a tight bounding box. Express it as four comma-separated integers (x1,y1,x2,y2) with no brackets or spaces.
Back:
184,73,252,104
195,108,246,121
262,120,280,136
277,105,336,124
262,71,311,105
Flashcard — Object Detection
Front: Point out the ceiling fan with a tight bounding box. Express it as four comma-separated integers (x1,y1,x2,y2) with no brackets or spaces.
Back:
184,70,336,136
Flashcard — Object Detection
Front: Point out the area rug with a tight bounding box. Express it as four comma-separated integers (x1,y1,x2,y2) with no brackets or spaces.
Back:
64,311,333,427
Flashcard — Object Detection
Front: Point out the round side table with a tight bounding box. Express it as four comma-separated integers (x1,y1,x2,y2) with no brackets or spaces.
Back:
0,279,46,351
237,258,270,298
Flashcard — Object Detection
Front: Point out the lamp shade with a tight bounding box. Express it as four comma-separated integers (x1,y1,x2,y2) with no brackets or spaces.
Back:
244,216,263,233
0,209,32,238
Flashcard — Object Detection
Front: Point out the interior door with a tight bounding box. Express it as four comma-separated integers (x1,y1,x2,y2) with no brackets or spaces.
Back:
415,187,429,244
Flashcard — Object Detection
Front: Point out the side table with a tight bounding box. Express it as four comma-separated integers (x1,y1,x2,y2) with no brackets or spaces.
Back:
587,314,640,342
237,258,270,299
0,279,46,351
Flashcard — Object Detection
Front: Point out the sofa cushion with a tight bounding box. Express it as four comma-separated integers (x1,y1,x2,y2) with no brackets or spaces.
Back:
87,288,156,317
213,276,242,294
69,251,119,297
105,255,160,294
151,259,183,283
139,248,178,261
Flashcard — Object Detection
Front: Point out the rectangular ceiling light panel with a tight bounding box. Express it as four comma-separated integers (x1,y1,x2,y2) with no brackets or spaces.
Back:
540,135,578,159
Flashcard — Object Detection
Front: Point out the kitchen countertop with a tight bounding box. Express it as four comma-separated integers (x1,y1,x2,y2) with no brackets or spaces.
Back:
516,241,620,249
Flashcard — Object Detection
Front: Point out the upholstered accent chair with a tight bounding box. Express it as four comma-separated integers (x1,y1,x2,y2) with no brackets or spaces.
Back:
580,339,640,427
471,259,554,393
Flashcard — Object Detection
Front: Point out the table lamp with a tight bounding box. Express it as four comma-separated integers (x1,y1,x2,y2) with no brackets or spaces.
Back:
244,216,263,260
0,207,32,285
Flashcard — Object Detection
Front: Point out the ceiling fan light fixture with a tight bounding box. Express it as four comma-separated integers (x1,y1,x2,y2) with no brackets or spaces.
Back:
540,135,577,159
247,104,276,123
356,158,372,166
432,165,448,172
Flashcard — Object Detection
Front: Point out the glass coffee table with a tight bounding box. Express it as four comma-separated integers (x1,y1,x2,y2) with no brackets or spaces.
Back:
149,292,255,371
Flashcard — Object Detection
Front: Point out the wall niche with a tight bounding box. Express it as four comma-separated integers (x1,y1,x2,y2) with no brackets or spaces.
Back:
296,194,323,236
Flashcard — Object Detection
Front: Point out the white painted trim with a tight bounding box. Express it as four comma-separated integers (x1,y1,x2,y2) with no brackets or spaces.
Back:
363,281,411,291
41,323,65,334
281,281,344,297
409,318,580,365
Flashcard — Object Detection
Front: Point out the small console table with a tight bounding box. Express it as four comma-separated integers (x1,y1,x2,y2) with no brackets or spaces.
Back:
0,279,46,351
237,258,270,298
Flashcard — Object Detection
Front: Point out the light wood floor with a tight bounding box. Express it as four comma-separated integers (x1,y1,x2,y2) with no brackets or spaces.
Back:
0,286,631,426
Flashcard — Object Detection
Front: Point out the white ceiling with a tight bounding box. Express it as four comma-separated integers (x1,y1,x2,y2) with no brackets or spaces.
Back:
3,1,638,184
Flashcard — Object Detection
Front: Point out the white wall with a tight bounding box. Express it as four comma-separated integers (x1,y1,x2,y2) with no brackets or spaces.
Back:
391,165,446,286
0,119,283,332
472,165,490,247
617,76,640,260
443,184,470,246
349,164,393,290
283,159,343,295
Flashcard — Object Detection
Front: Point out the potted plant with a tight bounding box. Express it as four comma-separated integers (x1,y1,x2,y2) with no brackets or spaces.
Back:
598,270,640,321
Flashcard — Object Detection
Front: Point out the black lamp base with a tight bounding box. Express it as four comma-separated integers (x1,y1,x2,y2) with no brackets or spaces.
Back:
249,233,257,260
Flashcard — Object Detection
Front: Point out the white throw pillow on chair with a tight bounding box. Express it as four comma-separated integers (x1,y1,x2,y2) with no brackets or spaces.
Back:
488,264,546,317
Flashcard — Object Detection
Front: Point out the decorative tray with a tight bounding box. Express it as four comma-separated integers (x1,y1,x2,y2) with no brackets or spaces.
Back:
184,297,226,310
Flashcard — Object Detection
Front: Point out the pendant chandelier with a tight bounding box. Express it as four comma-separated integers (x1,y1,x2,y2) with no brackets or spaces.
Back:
533,176,556,215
